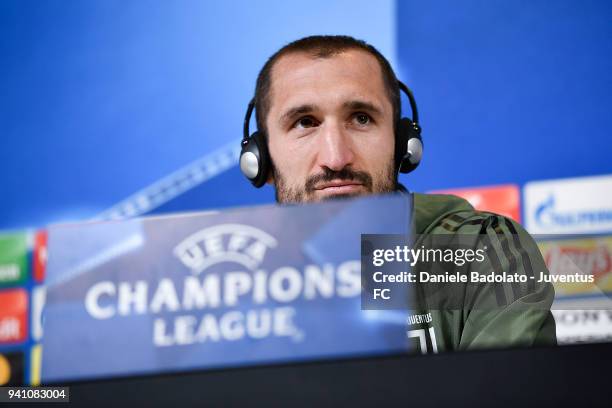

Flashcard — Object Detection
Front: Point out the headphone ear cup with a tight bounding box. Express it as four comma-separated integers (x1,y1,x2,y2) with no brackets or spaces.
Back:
240,131,271,188
396,118,423,174
401,136,423,173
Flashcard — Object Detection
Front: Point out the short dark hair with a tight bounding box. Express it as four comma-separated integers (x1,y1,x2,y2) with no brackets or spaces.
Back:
254,35,401,135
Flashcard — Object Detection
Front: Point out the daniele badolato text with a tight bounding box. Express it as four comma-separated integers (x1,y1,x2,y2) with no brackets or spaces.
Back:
370,245,594,285
82,224,361,347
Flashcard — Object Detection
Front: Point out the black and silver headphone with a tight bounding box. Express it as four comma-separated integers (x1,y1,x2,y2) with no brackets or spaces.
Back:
240,80,423,187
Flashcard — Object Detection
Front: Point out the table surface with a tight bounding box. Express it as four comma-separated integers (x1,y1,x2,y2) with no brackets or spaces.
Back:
58,342,611,407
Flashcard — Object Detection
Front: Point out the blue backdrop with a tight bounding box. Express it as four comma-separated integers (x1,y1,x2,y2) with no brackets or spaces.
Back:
0,0,610,229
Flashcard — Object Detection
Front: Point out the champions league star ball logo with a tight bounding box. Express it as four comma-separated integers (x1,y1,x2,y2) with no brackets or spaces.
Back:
173,224,278,275
84,223,361,348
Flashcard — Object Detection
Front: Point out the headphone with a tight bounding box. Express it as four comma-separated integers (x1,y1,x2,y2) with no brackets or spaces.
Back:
240,80,423,188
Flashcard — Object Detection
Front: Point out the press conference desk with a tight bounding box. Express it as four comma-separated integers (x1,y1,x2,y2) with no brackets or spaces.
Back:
63,342,609,407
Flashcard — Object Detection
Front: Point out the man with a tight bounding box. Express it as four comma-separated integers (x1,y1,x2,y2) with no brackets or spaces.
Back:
241,35,556,352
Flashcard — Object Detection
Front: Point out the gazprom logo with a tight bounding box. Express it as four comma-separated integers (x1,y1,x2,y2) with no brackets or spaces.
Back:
535,195,612,229
173,224,278,274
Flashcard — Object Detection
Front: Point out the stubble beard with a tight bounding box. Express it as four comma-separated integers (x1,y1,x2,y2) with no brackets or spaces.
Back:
272,160,398,204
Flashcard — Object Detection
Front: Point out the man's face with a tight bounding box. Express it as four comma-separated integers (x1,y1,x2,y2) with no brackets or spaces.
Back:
265,49,397,203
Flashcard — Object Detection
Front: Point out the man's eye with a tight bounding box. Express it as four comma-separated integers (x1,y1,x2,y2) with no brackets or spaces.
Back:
294,116,318,129
354,113,371,125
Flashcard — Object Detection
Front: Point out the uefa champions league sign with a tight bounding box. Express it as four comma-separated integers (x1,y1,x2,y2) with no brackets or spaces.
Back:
41,195,414,382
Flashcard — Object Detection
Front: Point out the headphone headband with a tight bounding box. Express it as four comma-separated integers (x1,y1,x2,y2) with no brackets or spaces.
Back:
397,80,419,124
243,98,256,144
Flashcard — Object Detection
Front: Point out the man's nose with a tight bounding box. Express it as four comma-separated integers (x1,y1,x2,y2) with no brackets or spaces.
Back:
317,120,355,171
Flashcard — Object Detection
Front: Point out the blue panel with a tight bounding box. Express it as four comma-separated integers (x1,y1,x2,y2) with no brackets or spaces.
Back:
396,0,612,192
4,1,610,228
0,0,395,229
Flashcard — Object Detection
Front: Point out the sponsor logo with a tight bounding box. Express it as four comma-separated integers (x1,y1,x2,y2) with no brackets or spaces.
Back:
30,345,42,386
535,196,612,230
0,289,28,344
524,174,612,234
33,231,47,283
0,351,24,386
539,237,612,295
84,224,361,347
429,184,521,222
174,224,278,274
30,286,46,342
0,233,28,287
552,309,612,345
0,265,19,282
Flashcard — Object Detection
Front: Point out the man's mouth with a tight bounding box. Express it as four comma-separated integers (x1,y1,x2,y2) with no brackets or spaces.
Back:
314,180,365,195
